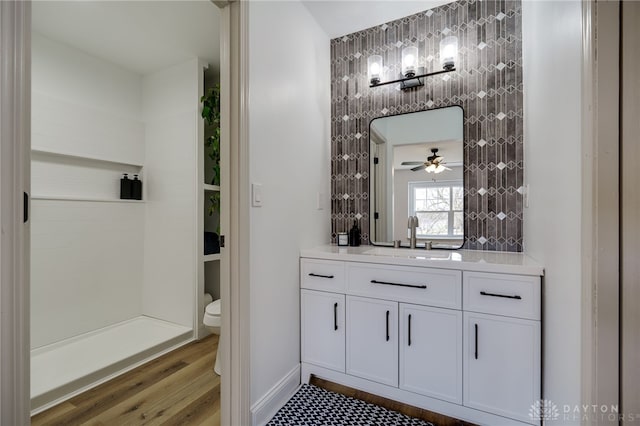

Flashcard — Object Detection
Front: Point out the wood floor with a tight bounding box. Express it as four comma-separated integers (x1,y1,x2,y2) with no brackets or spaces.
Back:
32,335,220,426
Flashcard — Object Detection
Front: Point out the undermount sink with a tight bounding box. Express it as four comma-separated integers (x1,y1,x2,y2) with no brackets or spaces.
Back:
363,247,454,259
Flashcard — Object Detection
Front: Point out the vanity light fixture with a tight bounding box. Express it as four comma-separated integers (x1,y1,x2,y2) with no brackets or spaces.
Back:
440,36,458,70
367,55,383,85
368,36,458,91
402,46,418,77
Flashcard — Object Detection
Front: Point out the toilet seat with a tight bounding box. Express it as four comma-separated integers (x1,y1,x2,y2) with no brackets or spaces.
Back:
203,299,221,328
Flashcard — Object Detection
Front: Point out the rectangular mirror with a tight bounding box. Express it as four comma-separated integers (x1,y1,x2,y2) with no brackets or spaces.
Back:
370,106,464,249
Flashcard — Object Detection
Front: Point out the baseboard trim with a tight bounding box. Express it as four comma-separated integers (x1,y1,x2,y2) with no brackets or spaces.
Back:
251,364,301,426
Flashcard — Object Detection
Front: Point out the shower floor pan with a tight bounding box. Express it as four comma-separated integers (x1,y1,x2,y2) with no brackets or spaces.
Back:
31,316,192,414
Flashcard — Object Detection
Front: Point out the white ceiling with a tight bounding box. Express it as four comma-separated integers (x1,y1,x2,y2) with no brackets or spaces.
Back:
32,1,220,76
301,0,456,39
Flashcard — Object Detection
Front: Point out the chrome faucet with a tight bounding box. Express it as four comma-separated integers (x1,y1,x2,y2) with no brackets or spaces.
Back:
408,216,419,249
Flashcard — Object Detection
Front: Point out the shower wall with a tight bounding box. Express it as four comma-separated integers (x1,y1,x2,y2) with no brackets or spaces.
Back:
31,34,145,348
31,33,201,348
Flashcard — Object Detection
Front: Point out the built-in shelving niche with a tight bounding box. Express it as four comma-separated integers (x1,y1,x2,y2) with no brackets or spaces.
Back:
197,64,222,339
31,149,144,202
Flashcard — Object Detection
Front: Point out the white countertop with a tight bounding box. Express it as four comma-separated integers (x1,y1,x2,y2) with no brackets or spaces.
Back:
300,245,544,276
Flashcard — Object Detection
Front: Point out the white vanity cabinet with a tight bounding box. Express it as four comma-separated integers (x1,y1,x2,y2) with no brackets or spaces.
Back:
462,271,541,423
463,312,540,423
399,303,462,404
346,296,398,386
300,248,543,426
301,290,345,372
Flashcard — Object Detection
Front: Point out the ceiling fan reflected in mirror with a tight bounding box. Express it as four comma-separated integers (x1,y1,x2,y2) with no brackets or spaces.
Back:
401,148,452,174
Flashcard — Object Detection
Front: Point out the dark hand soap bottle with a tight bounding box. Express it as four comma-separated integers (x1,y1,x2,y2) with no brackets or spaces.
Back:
349,220,361,247
120,173,132,199
132,174,143,200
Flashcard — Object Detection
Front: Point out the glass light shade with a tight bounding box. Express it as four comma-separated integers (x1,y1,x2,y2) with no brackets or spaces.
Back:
367,55,383,85
425,164,436,173
434,165,445,174
402,46,419,77
440,36,458,70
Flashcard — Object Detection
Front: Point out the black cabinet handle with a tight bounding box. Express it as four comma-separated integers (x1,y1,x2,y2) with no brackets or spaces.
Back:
23,192,28,223
408,314,412,346
386,310,390,341
333,302,338,331
480,291,521,300
309,273,334,279
371,280,427,289
474,323,478,359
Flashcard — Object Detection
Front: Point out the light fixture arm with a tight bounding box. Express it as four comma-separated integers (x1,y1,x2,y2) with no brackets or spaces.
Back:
369,68,456,91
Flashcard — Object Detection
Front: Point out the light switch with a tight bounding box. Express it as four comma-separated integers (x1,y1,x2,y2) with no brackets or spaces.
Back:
252,183,263,207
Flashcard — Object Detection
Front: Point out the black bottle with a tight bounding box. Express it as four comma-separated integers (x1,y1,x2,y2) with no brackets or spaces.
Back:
349,220,361,247
120,173,132,199
132,174,142,200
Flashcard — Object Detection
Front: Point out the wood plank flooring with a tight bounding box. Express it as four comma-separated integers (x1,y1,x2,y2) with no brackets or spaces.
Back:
32,335,220,426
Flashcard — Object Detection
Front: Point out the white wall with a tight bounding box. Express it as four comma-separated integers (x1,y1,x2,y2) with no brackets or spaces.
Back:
522,1,583,420
30,34,146,348
32,33,145,165
141,59,199,328
31,201,144,348
248,0,331,407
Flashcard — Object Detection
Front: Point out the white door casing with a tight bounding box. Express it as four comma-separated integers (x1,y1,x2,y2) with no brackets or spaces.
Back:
0,0,31,424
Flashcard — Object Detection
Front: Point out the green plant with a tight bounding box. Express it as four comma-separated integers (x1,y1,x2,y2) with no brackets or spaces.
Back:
201,84,221,217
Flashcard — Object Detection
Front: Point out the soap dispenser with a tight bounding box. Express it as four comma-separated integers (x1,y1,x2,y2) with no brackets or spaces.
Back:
349,220,361,247
131,174,142,200
120,173,132,199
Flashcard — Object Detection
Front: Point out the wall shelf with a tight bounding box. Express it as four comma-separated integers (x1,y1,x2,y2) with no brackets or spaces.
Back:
203,253,221,262
203,184,220,192
32,147,144,168
32,195,144,203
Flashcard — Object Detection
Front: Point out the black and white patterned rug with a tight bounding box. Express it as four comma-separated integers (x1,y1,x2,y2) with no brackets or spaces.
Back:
267,384,435,426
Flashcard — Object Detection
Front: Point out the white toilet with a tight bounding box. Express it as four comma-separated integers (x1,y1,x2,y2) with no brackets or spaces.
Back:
203,299,221,375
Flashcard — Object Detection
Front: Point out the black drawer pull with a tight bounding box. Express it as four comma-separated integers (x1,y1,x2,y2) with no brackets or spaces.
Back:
309,273,334,279
386,310,390,341
480,291,522,300
474,323,478,359
371,280,427,289
333,303,338,331
408,314,412,346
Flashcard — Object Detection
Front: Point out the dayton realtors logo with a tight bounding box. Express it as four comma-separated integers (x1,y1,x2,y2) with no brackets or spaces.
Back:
531,400,640,422
529,399,560,421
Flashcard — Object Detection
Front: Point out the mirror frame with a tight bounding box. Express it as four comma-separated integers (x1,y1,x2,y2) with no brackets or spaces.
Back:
368,105,465,250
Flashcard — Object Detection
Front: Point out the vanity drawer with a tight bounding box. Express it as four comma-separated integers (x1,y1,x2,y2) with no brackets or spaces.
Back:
301,259,346,292
347,263,462,309
463,272,541,320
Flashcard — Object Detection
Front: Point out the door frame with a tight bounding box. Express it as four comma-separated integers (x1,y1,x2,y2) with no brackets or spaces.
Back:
0,0,31,424
0,1,254,423
580,0,620,422
220,1,252,424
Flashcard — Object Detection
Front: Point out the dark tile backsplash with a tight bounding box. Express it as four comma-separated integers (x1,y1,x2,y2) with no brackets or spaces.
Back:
330,0,523,251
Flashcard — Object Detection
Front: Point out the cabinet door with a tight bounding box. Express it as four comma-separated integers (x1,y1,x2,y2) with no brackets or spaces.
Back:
464,312,541,423
399,304,462,404
346,296,398,387
301,290,345,372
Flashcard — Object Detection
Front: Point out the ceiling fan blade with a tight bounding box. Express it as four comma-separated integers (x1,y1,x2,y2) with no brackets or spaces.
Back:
401,161,424,165
411,165,425,172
